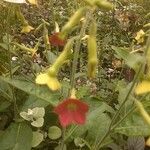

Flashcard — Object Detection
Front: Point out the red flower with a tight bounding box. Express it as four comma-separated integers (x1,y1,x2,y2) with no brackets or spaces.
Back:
49,32,66,46
54,98,89,127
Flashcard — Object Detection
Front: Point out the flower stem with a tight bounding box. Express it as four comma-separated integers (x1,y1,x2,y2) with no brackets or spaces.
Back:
70,10,93,90
6,5,19,118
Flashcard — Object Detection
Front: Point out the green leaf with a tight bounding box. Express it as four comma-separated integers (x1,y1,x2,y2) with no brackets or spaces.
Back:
0,77,60,106
0,100,11,112
127,136,145,150
0,43,8,50
21,95,49,111
112,46,129,60
112,46,144,71
32,131,43,148
117,82,135,112
126,53,144,71
46,51,57,64
0,79,13,101
48,126,62,140
0,122,32,150
115,113,150,136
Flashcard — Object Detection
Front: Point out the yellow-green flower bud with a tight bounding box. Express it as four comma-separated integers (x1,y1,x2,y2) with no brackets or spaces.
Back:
87,36,98,78
95,0,113,11
87,20,98,78
21,24,34,33
61,7,87,37
48,38,74,75
83,0,95,6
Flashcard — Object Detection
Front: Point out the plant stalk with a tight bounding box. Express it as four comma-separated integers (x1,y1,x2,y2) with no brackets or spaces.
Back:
70,10,93,90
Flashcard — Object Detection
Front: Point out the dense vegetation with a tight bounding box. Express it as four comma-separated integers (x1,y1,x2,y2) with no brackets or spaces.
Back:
0,0,150,149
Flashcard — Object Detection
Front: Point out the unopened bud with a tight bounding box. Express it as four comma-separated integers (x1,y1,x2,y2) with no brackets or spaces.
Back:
83,0,95,6
95,0,113,11
61,7,87,37
87,36,98,78
49,38,74,74
87,20,98,78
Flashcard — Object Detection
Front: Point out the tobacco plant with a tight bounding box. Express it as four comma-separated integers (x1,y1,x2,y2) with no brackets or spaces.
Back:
0,0,150,150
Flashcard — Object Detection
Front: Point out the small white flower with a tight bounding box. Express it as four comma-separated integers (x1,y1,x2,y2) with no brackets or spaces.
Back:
20,107,45,127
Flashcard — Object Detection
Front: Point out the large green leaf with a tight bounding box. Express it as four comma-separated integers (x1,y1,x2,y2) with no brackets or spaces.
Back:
0,100,11,112
0,77,60,106
21,95,49,111
115,113,150,136
0,79,13,101
0,122,32,150
112,46,129,60
127,136,145,150
112,46,144,71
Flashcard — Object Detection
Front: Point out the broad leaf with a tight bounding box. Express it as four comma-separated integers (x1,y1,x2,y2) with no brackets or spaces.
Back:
0,77,60,106
0,122,32,150
115,113,150,136
112,46,144,71
21,95,49,111
127,136,145,150
0,100,11,112
46,51,57,64
0,80,13,101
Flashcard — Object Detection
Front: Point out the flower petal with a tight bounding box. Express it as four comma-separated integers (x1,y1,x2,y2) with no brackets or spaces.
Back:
72,111,86,125
35,73,49,85
54,98,89,127
49,32,66,46
21,25,34,33
135,80,150,95
47,76,61,91
27,0,37,5
58,110,73,127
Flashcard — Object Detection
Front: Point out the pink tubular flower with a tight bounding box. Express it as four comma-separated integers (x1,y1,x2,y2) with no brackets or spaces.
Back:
54,98,89,127
49,32,66,46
